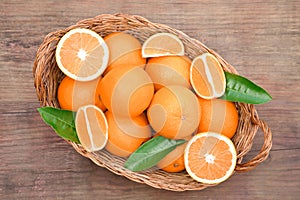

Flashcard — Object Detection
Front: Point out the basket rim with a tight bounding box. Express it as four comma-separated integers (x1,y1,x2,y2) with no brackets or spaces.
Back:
33,13,272,192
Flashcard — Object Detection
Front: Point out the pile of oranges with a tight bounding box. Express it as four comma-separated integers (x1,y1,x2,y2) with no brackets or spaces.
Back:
55,28,239,185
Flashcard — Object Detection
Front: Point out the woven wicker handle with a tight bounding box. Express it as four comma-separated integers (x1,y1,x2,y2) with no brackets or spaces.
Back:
235,117,272,172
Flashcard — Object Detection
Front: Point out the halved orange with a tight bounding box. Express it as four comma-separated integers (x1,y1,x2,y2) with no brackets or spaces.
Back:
75,105,108,152
56,28,109,81
184,132,237,184
190,53,226,99
142,33,184,58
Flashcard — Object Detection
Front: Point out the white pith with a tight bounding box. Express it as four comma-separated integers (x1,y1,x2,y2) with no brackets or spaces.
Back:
141,33,185,58
55,28,109,82
184,132,237,184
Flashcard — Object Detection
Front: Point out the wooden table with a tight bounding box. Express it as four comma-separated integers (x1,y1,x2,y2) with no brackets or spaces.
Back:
1,0,299,199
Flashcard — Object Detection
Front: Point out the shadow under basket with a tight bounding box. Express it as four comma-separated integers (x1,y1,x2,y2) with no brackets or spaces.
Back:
33,13,272,191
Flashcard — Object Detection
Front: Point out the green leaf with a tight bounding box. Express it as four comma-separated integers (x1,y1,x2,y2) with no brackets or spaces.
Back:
220,72,272,104
37,107,80,143
124,136,186,172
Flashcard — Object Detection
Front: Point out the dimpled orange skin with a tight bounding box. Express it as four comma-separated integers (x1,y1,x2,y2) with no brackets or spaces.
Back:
145,56,192,90
104,111,151,158
99,65,154,117
153,133,188,172
157,143,186,173
57,76,106,111
147,86,200,140
103,32,146,74
197,98,239,139
160,154,185,173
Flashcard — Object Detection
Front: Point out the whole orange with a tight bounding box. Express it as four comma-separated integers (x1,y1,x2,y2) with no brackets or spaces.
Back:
145,56,191,90
57,76,106,111
104,32,146,74
197,98,239,138
104,111,151,157
99,66,154,117
157,142,187,173
160,154,185,173
147,85,200,139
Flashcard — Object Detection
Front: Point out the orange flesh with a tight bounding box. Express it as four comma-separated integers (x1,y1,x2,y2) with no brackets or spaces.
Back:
86,107,107,148
191,59,212,97
76,109,92,150
60,47,81,74
144,35,182,54
59,32,104,78
187,136,233,180
206,56,225,94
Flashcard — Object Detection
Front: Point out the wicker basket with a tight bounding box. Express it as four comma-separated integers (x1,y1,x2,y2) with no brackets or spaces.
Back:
33,13,272,191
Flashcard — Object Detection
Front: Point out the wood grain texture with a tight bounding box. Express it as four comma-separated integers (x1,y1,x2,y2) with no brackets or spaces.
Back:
1,0,299,199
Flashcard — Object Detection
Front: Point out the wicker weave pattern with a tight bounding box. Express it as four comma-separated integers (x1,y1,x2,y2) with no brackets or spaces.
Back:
33,13,272,191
